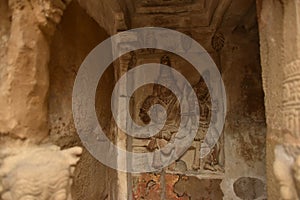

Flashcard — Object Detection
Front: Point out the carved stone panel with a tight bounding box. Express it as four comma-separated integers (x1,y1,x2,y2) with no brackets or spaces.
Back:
131,54,224,176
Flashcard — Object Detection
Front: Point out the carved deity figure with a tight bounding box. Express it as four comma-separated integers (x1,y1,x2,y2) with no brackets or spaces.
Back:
0,143,82,200
139,55,181,168
138,56,223,172
191,74,223,172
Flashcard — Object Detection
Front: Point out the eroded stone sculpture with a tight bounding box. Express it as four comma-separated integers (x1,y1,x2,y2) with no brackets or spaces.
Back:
273,145,300,200
0,143,82,200
273,59,300,200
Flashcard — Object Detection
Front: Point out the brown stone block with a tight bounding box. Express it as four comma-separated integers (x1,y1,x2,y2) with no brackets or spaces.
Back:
132,173,162,200
173,175,223,200
165,174,189,200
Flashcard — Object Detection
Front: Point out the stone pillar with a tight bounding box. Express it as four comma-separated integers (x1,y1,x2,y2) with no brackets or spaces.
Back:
282,0,300,139
256,0,284,198
0,1,84,200
111,32,138,200
257,0,300,199
0,0,71,142
277,1,300,199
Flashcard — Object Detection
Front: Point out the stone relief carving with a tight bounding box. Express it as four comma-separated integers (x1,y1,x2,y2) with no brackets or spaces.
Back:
138,55,181,169
0,143,82,200
274,60,300,200
274,145,300,200
135,55,224,174
274,144,300,197
191,72,224,173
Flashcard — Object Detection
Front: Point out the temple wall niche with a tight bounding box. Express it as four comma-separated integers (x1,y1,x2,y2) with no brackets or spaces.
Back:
130,51,225,200
129,25,266,200
128,5,267,200
48,1,114,200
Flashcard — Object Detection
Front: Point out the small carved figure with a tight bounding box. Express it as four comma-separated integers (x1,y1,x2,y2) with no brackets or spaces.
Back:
191,76,218,171
193,72,224,172
0,143,82,200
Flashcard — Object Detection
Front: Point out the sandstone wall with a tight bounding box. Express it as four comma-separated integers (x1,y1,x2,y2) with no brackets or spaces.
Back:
0,0,270,199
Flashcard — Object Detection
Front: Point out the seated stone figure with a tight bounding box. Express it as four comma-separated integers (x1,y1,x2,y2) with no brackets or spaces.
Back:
139,55,181,169
139,58,224,172
0,143,82,200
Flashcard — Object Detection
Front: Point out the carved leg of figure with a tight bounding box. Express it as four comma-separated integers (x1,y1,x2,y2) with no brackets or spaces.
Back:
203,153,217,172
161,132,175,156
203,161,217,171
273,145,299,200
210,143,224,172
192,141,201,170
147,138,158,152
213,165,224,172
218,136,225,169
152,150,163,169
